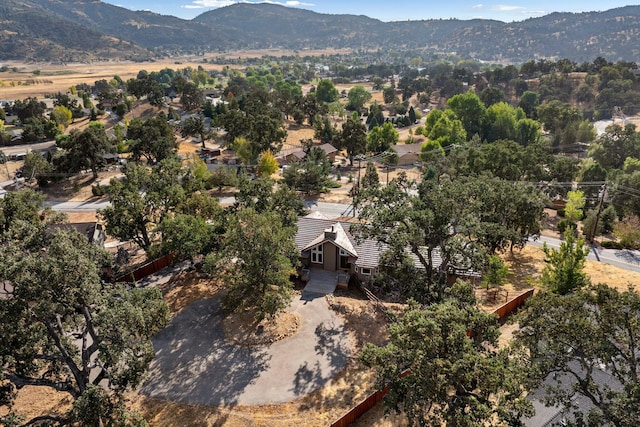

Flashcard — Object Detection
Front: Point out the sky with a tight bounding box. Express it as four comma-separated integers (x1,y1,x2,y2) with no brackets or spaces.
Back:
102,1,637,22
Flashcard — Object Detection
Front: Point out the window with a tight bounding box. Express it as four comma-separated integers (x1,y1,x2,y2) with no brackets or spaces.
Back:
311,245,323,264
361,268,372,276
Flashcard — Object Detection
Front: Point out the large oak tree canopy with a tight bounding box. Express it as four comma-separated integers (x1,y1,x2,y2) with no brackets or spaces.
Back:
0,223,169,425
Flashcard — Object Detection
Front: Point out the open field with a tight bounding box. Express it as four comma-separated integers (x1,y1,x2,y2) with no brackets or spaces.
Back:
0,48,352,100
0,60,226,99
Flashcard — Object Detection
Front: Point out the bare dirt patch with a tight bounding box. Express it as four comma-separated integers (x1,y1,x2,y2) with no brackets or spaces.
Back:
158,270,223,316
223,310,302,346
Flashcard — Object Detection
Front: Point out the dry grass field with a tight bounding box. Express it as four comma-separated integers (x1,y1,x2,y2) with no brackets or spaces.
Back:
0,60,226,99
0,48,352,100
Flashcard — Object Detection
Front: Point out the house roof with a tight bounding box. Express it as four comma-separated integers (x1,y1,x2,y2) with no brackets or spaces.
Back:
391,142,422,157
317,143,338,155
295,216,479,276
302,222,358,257
295,217,382,268
47,222,104,245
279,143,338,162
305,211,330,220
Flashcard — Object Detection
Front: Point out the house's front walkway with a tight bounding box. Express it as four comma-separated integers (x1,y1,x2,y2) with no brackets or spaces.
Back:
302,268,339,296
141,293,351,405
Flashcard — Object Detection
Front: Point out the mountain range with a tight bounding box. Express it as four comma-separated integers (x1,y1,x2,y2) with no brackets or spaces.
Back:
2,1,640,63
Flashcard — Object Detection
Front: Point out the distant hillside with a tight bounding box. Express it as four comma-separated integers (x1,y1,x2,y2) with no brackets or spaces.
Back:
0,0,152,61
25,0,238,51
193,3,383,49
2,1,640,63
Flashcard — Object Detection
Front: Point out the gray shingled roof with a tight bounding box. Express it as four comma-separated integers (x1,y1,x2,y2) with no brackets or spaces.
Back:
301,222,358,257
295,217,383,269
391,142,422,157
295,217,479,276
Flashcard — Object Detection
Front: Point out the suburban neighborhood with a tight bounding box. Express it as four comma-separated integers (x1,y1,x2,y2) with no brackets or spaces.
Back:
2,2,640,426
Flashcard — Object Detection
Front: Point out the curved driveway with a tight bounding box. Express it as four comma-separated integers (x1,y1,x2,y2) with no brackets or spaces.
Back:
141,294,351,405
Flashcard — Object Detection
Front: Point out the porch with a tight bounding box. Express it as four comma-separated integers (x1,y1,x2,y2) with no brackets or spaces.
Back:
302,268,350,296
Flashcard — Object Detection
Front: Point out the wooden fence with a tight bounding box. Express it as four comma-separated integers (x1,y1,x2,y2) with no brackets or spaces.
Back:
330,388,387,427
330,289,535,427
359,284,394,321
115,252,175,283
492,288,534,319
330,369,410,427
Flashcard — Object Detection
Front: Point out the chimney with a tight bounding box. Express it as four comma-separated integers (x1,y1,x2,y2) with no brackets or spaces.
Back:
324,225,337,240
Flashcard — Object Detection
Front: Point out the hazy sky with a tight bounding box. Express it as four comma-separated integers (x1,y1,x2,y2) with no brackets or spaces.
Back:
103,1,635,22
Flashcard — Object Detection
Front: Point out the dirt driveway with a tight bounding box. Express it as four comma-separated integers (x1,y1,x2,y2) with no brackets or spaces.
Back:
141,294,351,406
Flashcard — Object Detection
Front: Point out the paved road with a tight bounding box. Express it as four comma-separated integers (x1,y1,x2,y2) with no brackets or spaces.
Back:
529,234,640,274
141,294,350,405
46,200,640,274
47,198,355,217
0,140,56,157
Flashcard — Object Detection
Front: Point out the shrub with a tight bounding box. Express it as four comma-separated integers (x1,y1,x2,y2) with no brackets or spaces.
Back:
557,219,577,234
601,240,625,249
91,184,107,197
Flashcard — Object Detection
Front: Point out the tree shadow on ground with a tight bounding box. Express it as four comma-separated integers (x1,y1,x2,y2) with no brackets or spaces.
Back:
314,320,350,368
295,295,392,414
291,361,324,396
140,296,271,406
615,249,640,266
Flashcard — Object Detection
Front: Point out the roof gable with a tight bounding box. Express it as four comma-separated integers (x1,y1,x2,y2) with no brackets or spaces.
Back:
301,222,358,257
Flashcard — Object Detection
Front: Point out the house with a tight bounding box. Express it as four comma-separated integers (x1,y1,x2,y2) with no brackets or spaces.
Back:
295,216,381,283
295,215,479,284
278,143,338,165
390,142,423,166
48,222,106,247
102,153,119,165
524,362,622,427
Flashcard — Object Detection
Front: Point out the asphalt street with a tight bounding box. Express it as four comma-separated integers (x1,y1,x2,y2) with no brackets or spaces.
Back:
45,199,640,274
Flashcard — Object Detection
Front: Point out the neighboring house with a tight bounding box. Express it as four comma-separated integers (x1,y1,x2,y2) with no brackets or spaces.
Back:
295,214,479,283
391,142,423,166
278,143,338,165
102,153,119,165
524,362,622,427
48,222,106,248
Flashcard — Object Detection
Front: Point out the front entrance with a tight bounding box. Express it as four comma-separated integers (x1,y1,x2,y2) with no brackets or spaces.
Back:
339,248,350,270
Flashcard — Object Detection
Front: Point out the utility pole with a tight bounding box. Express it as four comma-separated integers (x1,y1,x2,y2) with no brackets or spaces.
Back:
590,183,607,243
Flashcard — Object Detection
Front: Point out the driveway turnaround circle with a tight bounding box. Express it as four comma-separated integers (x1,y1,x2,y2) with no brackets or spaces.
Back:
141,294,351,405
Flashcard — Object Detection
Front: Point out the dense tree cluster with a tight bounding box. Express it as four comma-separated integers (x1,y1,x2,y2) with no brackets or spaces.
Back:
0,190,169,426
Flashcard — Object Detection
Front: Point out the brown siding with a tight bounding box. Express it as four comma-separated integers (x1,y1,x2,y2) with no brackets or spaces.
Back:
397,152,419,165
324,242,337,271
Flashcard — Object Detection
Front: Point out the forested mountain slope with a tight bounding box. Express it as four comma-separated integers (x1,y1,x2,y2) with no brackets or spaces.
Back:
2,1,640,62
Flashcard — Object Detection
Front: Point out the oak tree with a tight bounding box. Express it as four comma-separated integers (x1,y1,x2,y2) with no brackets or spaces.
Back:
0,224,169,426
361,281,532,426
515,285,640,427
203,208,298,321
